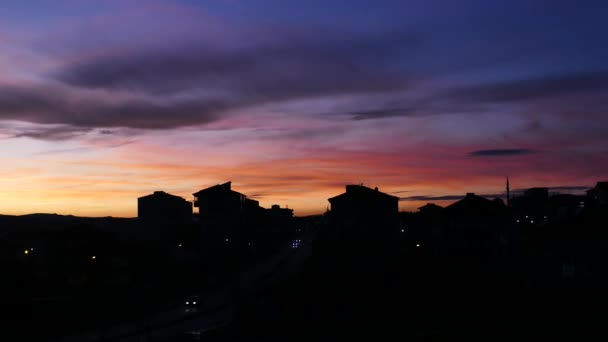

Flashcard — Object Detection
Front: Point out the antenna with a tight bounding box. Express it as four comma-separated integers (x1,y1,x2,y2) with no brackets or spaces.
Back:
506,176,511,207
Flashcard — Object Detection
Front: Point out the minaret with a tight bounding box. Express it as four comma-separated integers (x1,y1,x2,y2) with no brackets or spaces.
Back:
506,176,511,207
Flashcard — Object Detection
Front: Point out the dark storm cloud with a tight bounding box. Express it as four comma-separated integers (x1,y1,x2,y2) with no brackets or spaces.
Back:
469,149,535,157
447,71,608,104
54,29,416,97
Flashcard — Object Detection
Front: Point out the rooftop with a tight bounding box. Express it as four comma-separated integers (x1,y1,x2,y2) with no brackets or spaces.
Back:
328,184,399,202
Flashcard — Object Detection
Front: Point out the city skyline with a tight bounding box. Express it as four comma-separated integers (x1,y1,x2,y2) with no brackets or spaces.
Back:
1,0,607,217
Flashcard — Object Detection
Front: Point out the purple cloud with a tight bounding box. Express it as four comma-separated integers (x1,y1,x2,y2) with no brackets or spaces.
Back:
469,149,535,157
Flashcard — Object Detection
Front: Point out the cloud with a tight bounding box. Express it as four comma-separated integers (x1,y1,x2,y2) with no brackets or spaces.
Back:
259,126,349,141
51,29,415,111
328,70,608,122
400,193,504,201
547,186,590,192
0,84,225,130
511,185,590,193
446,71,608,104
54,29,416,95
13,125,92,141
469,149,535,157
349,107,415,120
0,28,419,133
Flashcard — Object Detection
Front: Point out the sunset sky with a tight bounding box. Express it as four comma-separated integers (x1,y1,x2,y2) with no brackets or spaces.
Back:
1,0,607,217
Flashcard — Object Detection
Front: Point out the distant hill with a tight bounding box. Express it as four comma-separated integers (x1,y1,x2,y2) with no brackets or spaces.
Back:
0,213,136,234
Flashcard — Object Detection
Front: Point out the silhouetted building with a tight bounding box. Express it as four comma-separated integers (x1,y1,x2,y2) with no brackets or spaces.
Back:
193,182,264,263
418,203,443,215
266,204,294,234
323,185,400,273
328,184,400,235
441,193,513,278
415,203,444,257
137,191,192,224
548,194,585,219
587,181,608,207
512,187,550,225
194,181,246,240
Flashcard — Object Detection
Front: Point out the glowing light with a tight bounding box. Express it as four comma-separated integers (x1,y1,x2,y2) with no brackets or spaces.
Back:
24,250,29,255
416,243,420,248
91,255,96,260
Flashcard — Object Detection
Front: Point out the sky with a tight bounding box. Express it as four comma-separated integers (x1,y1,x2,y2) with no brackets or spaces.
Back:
0,0,607,217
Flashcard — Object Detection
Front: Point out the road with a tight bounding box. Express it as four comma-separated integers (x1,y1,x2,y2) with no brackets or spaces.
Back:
55,235,313,342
